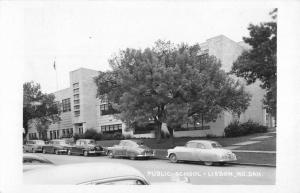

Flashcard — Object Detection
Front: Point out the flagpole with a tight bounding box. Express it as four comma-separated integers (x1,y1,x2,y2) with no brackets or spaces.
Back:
54,60,59,90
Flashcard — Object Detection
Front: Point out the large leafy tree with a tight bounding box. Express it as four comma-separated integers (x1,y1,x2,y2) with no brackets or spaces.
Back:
95,41,251,139
231,8,277,123
23,81,60,140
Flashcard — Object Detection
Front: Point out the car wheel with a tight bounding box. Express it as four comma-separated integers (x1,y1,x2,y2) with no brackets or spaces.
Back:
42,149,46,154
107,151,114,158
129,154,136,160
169,153,178,163
55,150,59,155
83,151,88,157
67,150,72,155
204,161,213,166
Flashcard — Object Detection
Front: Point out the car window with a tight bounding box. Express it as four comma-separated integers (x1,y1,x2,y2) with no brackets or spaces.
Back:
197,143,206,149
186,142,197,148
96,179,146,185
23,158,53,165
87,140,95,145
211,142,222,148
119,141,126,146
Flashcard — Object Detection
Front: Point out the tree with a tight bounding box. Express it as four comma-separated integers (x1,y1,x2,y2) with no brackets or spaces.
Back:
23,81,60,140
231,8,277,123
95,41,251,139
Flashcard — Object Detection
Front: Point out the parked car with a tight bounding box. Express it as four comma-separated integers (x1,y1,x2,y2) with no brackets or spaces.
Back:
23,140,45,153
42,139,73,154
68,139,105,156
106,140,154,160
23,154,55,172
167,140,237,166
23,162,190,185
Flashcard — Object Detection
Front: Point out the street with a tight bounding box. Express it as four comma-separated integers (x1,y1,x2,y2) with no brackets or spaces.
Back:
27,153,276,185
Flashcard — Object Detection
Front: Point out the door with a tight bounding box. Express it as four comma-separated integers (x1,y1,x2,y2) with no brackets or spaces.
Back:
193,142,211,161
115,141,126,156
176,142,197,161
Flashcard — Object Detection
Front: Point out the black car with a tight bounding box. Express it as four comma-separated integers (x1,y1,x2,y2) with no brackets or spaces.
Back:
68,139,105,156
42,139,73,154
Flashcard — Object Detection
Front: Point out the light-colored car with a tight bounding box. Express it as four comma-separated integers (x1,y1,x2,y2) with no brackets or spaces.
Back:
23,140,45,153
167,140,237,166
42,139,73,154
106,140,154,160
23,154,55,172
23,162,190,185
24,162,149,185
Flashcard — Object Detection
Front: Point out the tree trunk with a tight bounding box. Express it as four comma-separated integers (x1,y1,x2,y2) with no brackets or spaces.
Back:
167,126,174,146
156,121,162,141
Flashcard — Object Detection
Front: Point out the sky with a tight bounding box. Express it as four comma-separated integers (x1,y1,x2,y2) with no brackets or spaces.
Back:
23,1,275,94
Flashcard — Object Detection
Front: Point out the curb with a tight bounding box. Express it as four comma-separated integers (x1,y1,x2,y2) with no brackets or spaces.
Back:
230,162,276,167
152,156,276,167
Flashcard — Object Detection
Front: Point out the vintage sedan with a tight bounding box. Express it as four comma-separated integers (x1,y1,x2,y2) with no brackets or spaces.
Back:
42,139,73,154
167,140,237,166
23,154,55,172
23,162,190,185
106,140,154,160
68,139,105,156
23,140,45,153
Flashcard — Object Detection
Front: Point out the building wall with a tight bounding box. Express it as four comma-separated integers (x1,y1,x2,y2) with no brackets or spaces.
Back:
70,68,99,132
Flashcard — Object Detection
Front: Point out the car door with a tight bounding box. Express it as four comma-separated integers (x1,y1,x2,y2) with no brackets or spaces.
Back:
72,140,82,154
176,142,197,161
44,141,52,153
114,141,126,156
125,141,136,157
24,141,32,152
193,142,210,161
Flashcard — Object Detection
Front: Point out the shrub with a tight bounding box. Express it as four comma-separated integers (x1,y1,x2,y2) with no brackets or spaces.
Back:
224,120,246,137
84,128,102,141
224,120,268,137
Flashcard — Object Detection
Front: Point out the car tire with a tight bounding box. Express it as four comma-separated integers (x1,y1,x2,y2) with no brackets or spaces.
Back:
83,151,88,157
67,150,72,156
169,153,178,163
129,154,136,160
107,151,114,158
42,149,46,154
204,161,213,166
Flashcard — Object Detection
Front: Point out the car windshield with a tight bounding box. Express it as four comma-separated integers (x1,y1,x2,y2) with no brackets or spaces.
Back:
36,141,45,145
87,140,95,144
211,142,222,148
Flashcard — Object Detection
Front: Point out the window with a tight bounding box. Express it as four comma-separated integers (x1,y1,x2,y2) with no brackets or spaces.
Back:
74,110,80,117
50,131,53,139
101,124,122,134
74,99,80,105
73,88,79,94
78,127,83,134
62,98,71,112
197,143,206,149
74,105,80,110
100,104,119,115
74,94,80,100
73,82,79,88
186,142,198,148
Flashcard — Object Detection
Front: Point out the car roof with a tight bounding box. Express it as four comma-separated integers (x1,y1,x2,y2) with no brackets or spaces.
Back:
187,140,218,145
121,139,143,143
23,162,147,185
